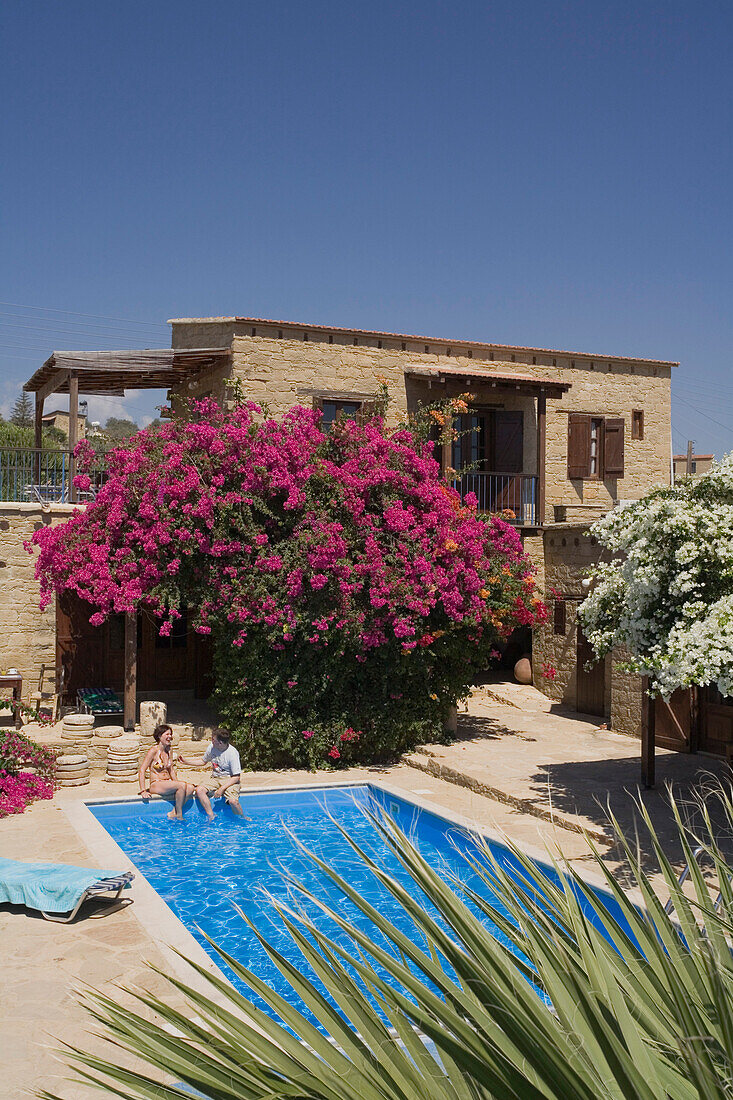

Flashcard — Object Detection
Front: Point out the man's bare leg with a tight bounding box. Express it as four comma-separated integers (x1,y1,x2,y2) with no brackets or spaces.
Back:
196,785,214,821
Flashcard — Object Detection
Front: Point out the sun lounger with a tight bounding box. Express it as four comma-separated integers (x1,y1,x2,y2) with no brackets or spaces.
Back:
0,857,133,923
77,687,124,717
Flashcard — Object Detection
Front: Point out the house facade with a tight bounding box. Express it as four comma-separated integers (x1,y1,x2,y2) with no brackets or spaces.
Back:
5,317,677,744
165,315,675,739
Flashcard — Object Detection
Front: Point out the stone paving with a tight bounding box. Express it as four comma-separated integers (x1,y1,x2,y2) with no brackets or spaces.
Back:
3,683,732,1098
0,763,603,1099
406,681,732,870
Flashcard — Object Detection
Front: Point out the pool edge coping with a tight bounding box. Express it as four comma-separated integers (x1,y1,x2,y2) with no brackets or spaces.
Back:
64,776,650,986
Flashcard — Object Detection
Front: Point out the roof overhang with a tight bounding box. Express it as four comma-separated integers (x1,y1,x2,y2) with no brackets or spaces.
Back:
404,365,571,394
23,348,231,398
167,315,678,368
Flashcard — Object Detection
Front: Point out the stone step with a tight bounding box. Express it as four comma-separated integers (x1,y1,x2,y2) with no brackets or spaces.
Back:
402,749,611,846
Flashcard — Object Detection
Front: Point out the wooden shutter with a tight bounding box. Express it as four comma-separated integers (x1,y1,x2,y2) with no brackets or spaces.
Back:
567,414,590,479
603,418,625,476
493,411,523,473
553,600,566,635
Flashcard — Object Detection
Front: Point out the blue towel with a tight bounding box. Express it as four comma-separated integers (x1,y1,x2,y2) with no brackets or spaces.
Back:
0,857,129,913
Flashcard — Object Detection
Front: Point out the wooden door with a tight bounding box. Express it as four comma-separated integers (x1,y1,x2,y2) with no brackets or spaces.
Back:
654,689,692,752
699,686,733,755
194,632,214,698
56,593,106,703
146,608,192,690
576,626,606,716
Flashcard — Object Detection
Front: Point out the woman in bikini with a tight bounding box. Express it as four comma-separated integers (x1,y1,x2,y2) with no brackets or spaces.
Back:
138,724,195,820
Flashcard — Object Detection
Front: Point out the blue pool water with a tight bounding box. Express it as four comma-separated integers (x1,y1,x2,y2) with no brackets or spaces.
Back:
89,784,628,1021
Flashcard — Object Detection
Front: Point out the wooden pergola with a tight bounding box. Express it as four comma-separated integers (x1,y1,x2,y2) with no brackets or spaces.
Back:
23,347,230,497
24,347,230,729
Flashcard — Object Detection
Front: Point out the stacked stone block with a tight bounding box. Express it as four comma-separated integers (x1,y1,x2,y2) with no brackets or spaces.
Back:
55,753,90,786
105,737,141,783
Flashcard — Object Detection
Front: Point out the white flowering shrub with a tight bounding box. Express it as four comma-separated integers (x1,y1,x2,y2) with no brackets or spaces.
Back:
579,453,733,697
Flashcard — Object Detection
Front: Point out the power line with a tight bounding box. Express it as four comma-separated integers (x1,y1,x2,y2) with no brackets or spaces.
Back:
674,395,733,437
0,300,166,328
0,315,168,338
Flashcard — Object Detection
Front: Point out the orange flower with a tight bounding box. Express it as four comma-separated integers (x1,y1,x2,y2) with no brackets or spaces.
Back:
479,588,491,599
444,538,459,552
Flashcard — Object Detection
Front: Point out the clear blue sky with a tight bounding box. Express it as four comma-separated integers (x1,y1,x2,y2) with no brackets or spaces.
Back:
2,1,731,454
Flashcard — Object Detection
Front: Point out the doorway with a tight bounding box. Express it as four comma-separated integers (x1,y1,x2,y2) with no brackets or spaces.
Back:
576,626,606,716
699,685,733,756
56,594,213,703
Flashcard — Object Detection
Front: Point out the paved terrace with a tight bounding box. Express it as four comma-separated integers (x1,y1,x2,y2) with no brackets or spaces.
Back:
2,684,731,1098
405,679,732,872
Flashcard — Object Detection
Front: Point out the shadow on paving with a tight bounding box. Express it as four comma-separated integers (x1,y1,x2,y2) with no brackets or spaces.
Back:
450,714,539,743
527,754,733,873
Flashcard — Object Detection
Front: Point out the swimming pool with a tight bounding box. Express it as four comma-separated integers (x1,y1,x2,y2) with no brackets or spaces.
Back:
88,783,629,1021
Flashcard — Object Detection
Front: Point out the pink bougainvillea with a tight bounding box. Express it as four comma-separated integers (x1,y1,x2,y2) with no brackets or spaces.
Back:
0,729,56,817
30,400,547,769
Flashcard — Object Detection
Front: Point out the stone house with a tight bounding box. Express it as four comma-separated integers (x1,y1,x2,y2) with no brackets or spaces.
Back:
40,407,87,442
3,318,688,749
673,451,714,481
164,316,678,743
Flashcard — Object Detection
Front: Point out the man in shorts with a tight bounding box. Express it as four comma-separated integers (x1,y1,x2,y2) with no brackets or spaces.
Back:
179,730,244,820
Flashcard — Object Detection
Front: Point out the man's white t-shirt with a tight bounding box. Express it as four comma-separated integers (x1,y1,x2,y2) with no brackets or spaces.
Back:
203,742,241,779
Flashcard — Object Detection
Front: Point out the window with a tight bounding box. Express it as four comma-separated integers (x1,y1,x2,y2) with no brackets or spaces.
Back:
553,600,566,635
632,409,644,440
319,399,362,432
567,414,625,479
589,417,603,477
451,409,523,473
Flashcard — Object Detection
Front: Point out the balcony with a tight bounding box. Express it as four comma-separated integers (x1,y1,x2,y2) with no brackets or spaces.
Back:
450,472,540,525
0,448,106,504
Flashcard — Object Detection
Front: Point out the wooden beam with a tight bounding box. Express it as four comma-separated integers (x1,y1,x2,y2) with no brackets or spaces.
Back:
641,676,656,788
537,392,546,525
33,368,69,404
34,392,43,450
124,612,137,732
68,372,79,504
34,393,44,484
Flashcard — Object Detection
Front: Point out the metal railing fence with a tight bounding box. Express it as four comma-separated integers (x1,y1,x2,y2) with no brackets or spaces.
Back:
450,472,539,524
0,448,107,504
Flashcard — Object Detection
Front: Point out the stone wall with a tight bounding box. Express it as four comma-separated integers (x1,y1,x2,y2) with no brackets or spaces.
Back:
0,503,76,693
169,322,673,524
532,524,643,739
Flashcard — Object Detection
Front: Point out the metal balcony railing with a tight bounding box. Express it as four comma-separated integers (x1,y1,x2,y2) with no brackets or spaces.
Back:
0,448,107,504
450,472,540,524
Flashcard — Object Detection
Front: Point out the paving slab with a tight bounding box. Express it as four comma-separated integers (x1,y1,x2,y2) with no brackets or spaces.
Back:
3,733,726,1098
405,687,732,871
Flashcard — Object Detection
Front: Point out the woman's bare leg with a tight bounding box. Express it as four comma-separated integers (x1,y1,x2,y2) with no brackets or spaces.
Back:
149,780,188,819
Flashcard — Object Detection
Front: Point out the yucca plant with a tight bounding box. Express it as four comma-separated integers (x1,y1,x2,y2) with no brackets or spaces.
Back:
42,788,733,1100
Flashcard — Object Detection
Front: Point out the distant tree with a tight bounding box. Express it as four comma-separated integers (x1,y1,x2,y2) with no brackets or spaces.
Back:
0,421,67,449
10,392,33,427
102,416,139,442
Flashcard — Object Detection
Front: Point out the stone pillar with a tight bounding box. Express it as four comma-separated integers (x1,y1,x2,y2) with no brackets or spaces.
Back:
140,700,167,740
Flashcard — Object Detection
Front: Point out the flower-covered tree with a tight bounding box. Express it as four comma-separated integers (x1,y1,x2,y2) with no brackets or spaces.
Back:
31,400,546,768
579,454,733,698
